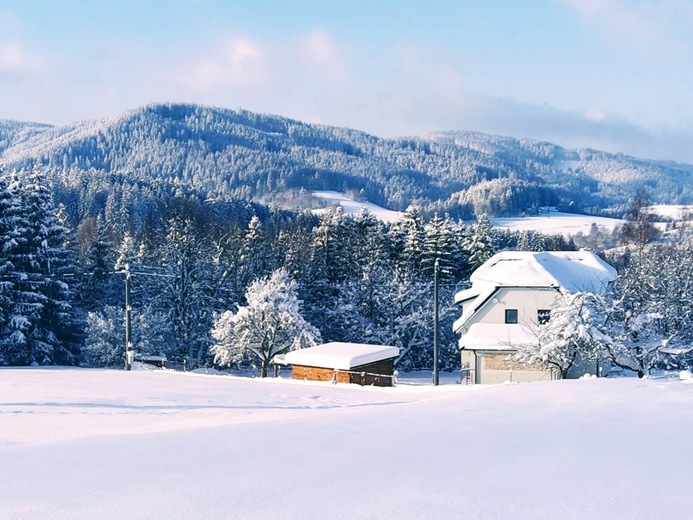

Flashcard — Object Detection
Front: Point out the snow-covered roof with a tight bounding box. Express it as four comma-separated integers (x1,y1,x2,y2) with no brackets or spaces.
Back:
453,251,616,336
282,342,400,370
454,287,482,305
469,251,616,293
459,323,539,351
452,286,498,332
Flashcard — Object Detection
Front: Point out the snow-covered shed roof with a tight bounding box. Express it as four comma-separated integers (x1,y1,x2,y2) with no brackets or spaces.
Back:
459,323,539,351
282,342,400,370
468,251,616,293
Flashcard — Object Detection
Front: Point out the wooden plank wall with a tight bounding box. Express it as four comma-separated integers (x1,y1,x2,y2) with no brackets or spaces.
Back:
291,365,350,383
291,358,396,387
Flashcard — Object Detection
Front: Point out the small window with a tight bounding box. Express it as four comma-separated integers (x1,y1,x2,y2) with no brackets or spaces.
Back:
505,309,518,324
538,309,551,325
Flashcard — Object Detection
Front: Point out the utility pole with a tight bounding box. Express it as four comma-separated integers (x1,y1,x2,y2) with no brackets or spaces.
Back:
433,258,440,386
124,263,133,371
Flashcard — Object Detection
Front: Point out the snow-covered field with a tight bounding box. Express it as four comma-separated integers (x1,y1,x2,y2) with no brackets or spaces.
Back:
2,368,693,520
308,194,693,239
492,212,625,237
311,191,404,223
646,205,693,220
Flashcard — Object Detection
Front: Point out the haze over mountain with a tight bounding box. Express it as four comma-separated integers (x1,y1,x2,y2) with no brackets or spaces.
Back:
2,102,692,219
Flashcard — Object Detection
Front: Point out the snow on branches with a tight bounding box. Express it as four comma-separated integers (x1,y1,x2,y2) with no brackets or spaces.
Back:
512,290,610,378
210,268,320,377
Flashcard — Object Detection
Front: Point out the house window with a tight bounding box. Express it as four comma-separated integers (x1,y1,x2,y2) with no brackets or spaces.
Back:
505,309,518,324
537,309,551,325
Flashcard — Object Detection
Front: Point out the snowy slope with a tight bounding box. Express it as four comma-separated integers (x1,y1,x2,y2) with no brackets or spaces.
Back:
1,368,692,520
311,191,405,223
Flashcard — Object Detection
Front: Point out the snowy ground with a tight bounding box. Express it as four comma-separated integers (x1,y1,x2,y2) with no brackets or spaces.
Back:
311,191,405,223
2,368,693,520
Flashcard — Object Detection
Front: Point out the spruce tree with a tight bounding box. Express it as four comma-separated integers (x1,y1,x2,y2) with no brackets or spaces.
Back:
1,171,81,365
0,171,21,342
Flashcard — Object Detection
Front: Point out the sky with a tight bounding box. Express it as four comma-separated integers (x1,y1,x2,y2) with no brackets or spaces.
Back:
2,0,693,162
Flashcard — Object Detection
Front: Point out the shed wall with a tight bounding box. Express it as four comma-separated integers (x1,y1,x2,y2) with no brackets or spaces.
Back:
291,358,396,387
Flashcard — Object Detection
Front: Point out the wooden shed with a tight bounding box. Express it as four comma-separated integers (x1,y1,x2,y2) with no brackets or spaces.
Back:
280,342,400,387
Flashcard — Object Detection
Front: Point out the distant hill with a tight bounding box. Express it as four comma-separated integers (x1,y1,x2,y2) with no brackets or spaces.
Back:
0,119,53,154
2,102,693,219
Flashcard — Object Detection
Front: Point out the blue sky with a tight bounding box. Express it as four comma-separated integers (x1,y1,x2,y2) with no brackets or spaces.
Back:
2,0,693,162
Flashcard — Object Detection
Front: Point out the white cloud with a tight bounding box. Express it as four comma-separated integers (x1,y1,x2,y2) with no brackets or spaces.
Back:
178,27,357,121
585,108,607,122
0,41,41,80
372,82,693,162
302,29,335,63
298,29,347,81
186,37,267,91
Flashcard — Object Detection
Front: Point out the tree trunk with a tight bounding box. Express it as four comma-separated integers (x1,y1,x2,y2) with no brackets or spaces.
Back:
261,358,269,378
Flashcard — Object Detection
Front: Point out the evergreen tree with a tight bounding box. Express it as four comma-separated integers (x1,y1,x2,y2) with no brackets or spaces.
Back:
80,215,118,310
390,206,425,275
463,214,495,271
1,171,81,365
0,172,21,339
238,215,273,289
422,213,463,280
619,189,658,249
155,217,215,366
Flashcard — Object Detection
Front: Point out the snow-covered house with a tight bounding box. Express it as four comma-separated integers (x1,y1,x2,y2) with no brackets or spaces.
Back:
453,251,617,384
281,342,400,387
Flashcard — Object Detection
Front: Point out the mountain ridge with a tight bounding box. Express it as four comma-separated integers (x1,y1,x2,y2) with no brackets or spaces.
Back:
2,102,692,218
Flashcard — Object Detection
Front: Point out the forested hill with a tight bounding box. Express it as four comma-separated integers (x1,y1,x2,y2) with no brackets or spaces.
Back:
2,102,693,218
0,119,53,153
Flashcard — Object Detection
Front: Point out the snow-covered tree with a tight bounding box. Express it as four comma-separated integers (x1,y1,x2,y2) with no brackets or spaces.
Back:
84,305,160,367
512,291,609,378
155,217,215,366
0,170,21,337
114,232,140,271
603,241,693,376
210,268,320,377
79,215,117,311
422,213,463,280
1,170,81,366
238,215,273,288
84,305,126,368
390,206,426,274
618,189,658,249
463,214,495,271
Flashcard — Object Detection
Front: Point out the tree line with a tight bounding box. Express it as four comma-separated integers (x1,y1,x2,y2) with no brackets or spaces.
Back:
1,167,577,371
5,166,687,378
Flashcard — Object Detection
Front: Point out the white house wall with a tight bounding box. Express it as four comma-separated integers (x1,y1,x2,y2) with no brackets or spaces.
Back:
460,286,559,334
459,286,560,384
